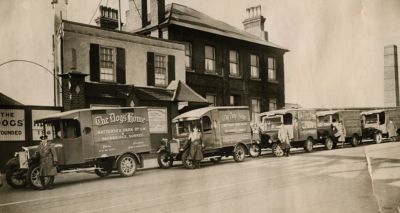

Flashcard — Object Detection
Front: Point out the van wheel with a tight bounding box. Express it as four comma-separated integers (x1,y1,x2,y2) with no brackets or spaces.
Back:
249,143,261,158
27,163,54,190
374,132,383,144
304,138,314,152
117,154,137,177
272,143,284,157
157,150,173,169
233,145,246,162
325,137,334,150
181,150,195,169
6,162,27,189
351,135,359,147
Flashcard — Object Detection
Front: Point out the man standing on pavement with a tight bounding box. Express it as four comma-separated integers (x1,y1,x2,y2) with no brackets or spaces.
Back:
278,124,291,157
332,120,346,148
38,135,58,189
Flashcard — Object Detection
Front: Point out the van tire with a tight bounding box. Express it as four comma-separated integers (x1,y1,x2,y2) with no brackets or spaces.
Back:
117,154,137,177
249,143,261,158
181,150,195,169
272,143,285,157
374,132,383,144
304,138,314,152
5,160,27,189
27,163,54,190
325,137,334,150
351,135,359,147
157,150,173,169
233,145,246,162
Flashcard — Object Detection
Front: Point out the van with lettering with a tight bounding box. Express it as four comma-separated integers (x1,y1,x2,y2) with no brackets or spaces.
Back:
5,107,151,189
361,108,400,143
157,106,252,169
252,109,318,157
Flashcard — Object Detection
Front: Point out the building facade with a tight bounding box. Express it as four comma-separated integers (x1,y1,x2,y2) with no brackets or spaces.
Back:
124,0,288,120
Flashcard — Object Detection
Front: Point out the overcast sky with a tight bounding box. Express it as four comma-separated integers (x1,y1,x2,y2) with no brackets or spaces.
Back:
1,0,400,108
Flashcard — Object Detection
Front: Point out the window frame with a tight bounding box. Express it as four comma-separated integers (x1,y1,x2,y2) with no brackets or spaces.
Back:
204,45,216,74
269,98,277,111
99,46,117,83
184,42,193,72
251,98,261,122
229,50,240,77
268,57,277,81
250,54,260,79
154,54,168,88
205,94,217,106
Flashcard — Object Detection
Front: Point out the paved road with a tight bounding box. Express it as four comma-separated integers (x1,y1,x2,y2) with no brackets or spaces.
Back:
0,142,399,213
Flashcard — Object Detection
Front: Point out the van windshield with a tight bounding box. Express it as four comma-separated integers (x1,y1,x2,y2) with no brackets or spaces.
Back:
176,120,201,136
364,114,378,124
261,116,282,131
40,119,81,139
317,115,331,127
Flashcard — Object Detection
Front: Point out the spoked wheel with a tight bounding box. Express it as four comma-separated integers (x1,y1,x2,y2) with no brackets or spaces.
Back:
249,143,261,158
304,138,314,152
157,150,173,169
27,164,54,190
351,135,359,147
181,150,195,169
272,143,284,157
117,154,137,177
95,159,113,177
6,163,27,189
325,137,334,150
233,145,246,162
374,132,383,144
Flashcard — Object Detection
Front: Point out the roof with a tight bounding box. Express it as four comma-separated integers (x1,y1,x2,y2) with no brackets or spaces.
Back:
316,110,340,117
139,3,288,51
172,106,248,122
259,108,317,117
0,92,23,105
360,109,384,116
35,107,147,123
135,86,175,102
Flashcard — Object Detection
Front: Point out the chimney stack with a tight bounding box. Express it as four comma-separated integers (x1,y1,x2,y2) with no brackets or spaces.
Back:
125,0,148,32
95,6,121,30
149,0,165,26
384,45,399,107
242,5,268,41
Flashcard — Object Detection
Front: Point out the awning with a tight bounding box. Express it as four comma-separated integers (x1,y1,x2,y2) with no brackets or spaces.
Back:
167,80,209,103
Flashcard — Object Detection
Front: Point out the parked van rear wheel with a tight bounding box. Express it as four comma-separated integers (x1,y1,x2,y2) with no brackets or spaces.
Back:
374,132,383,144
351,135,359,147
304,138,314,152
325,137,334,150
157,150,173,169
233,145,246,162
117,154,137,177
181,150,195,169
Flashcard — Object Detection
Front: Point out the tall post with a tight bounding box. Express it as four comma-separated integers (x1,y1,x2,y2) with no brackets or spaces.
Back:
118,0,122,30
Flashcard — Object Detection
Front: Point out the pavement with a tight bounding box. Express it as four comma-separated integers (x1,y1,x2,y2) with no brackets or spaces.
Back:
0,142,399,213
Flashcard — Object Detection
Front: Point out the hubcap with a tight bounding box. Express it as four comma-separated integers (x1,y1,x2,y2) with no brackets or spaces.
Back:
235,147,244,159
11,171,25,185
250,145,259,155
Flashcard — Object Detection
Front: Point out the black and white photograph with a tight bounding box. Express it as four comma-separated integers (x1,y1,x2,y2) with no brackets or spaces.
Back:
0,0,400,212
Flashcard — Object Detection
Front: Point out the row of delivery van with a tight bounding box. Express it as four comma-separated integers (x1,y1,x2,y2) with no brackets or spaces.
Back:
252,108,400,157
4,106,399,189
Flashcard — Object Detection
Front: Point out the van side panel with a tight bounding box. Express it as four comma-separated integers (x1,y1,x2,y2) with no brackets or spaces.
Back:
81,111,96,160
91,108,152,158
340,111,362,137
296,110,318,141
386,109,400,129
218,108,252,146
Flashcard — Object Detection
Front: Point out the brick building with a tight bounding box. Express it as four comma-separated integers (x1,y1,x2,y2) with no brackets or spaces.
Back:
124,0,288,120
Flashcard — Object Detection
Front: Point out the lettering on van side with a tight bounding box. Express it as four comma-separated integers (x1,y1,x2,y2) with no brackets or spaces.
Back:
93,113,146,126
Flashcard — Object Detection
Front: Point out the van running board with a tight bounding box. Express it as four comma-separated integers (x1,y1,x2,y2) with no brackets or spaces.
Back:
60,167,99,173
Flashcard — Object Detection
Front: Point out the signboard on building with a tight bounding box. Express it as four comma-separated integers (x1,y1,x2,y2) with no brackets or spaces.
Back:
148,108,168,133
32,110,61,140
0,109,25,141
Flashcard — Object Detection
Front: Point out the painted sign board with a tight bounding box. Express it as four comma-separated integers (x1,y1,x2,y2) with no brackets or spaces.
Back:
148,108,168,133
0,109,25,141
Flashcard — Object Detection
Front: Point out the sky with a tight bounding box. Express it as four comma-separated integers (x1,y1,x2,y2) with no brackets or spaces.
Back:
1,0,400,108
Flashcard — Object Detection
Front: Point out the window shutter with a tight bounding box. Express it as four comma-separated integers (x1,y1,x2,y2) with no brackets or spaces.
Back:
116,48,126,84
147,52,155,86
90,43,100,82
168,55,175,83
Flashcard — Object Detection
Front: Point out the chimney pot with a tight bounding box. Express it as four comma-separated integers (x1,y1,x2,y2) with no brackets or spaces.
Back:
242,5,268,41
